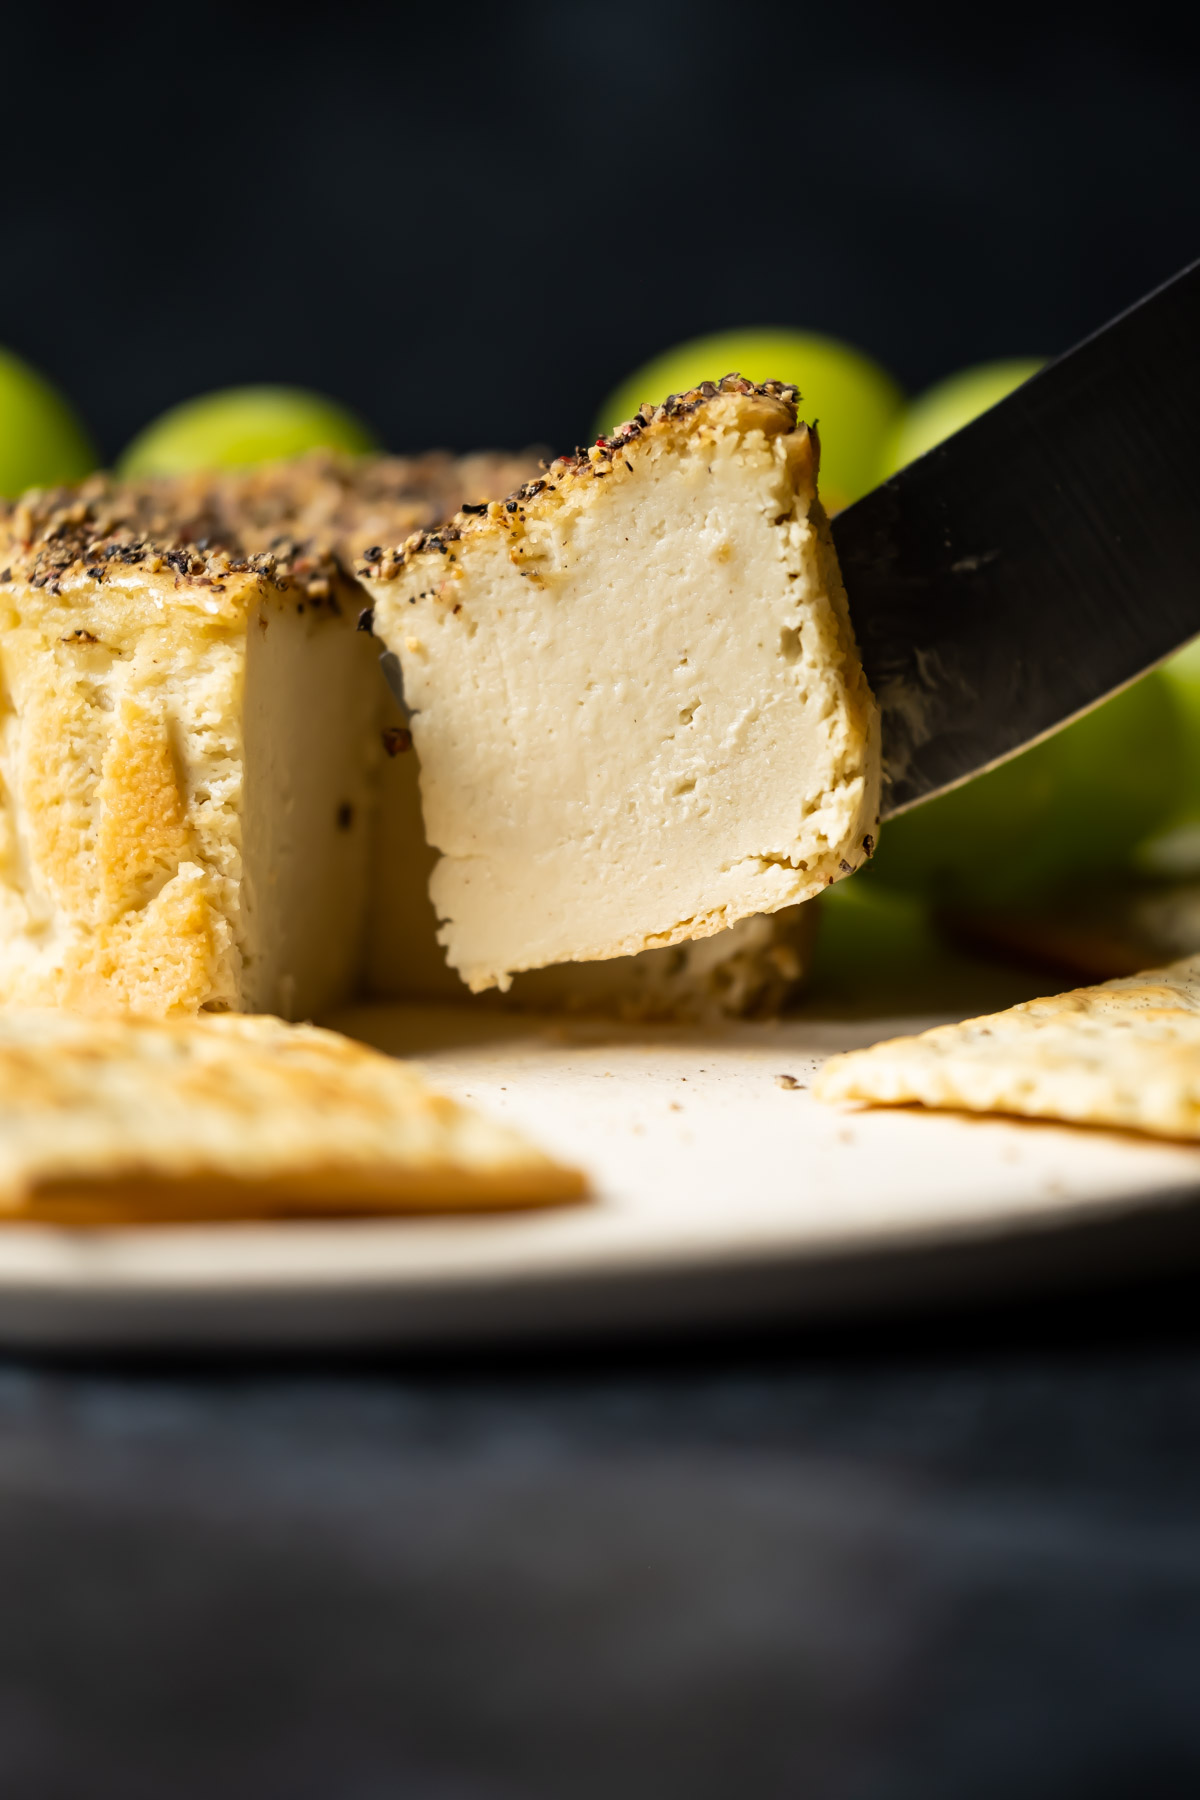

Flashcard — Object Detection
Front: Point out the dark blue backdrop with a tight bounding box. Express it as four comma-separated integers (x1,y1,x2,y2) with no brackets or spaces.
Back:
6,0,1197,460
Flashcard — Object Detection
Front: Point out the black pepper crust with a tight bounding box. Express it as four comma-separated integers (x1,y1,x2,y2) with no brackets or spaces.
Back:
357,375,803,583
0,449,542,602
0,475,340,602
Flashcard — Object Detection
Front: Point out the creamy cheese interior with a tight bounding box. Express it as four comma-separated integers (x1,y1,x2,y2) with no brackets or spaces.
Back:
365,715,816,1019
241,605,381,1017
372,406,877,992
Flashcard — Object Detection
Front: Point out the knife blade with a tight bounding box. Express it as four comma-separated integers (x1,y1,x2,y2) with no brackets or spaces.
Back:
832,258,1200,820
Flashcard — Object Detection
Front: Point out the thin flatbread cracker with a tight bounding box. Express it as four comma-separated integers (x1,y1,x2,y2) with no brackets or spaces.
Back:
0,1011,584,1223
814,954,1200,1140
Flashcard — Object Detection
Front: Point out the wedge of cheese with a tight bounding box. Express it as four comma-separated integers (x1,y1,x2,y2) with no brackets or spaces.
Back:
0,1009,582,1222
360,376,880,994
0,453,533,1019
815,954,1200,1140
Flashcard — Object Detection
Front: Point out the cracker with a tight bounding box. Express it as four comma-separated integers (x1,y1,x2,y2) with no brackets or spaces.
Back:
0,1010,583,1223
814,954,1200,1139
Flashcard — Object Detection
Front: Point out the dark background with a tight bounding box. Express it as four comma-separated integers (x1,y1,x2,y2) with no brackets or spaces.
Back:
4,2,1200,1794
5,1286,1200,1799
5,0,1198,460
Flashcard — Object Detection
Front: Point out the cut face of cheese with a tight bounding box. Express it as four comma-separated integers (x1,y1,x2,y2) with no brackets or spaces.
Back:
365,708,818,1019
0,1010,582,1221
0,454,537,1020
361,376,879,994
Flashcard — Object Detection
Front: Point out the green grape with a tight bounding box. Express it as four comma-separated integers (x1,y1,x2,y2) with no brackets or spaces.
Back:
0,347,98,499
596,330,904,513
866,670,1186,905
118,385,379,478
879,357,1043,480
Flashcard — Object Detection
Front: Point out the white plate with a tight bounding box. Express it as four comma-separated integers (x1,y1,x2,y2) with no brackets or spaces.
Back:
1,1002,1199,1351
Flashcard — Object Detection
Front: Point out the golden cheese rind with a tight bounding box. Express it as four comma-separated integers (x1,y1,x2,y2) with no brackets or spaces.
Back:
814,954,1200,1140
0,1010,583,1222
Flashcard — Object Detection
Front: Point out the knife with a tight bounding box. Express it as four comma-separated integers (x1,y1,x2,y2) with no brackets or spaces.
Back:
832,258,1200,819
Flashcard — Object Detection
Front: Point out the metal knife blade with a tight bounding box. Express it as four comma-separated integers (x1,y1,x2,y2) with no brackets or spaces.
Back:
832,259,1200,820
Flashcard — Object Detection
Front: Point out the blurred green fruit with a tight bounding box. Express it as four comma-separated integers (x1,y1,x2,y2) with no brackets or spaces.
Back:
1137,636,1200,874
879,357,1043,480
118,385,379,477
1158,635,1200,753
0,347,98,499
596,330,904,512
866,670,1186,905
810,878,941,990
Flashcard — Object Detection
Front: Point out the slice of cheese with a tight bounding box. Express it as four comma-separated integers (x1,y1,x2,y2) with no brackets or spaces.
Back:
0,1010,582,1221
814,954,1200,1140
0,453,534,1020
360,376,880,994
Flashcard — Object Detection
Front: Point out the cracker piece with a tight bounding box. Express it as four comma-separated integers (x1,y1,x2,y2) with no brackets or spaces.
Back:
0,1010,583,1222
814,954,1200,1140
